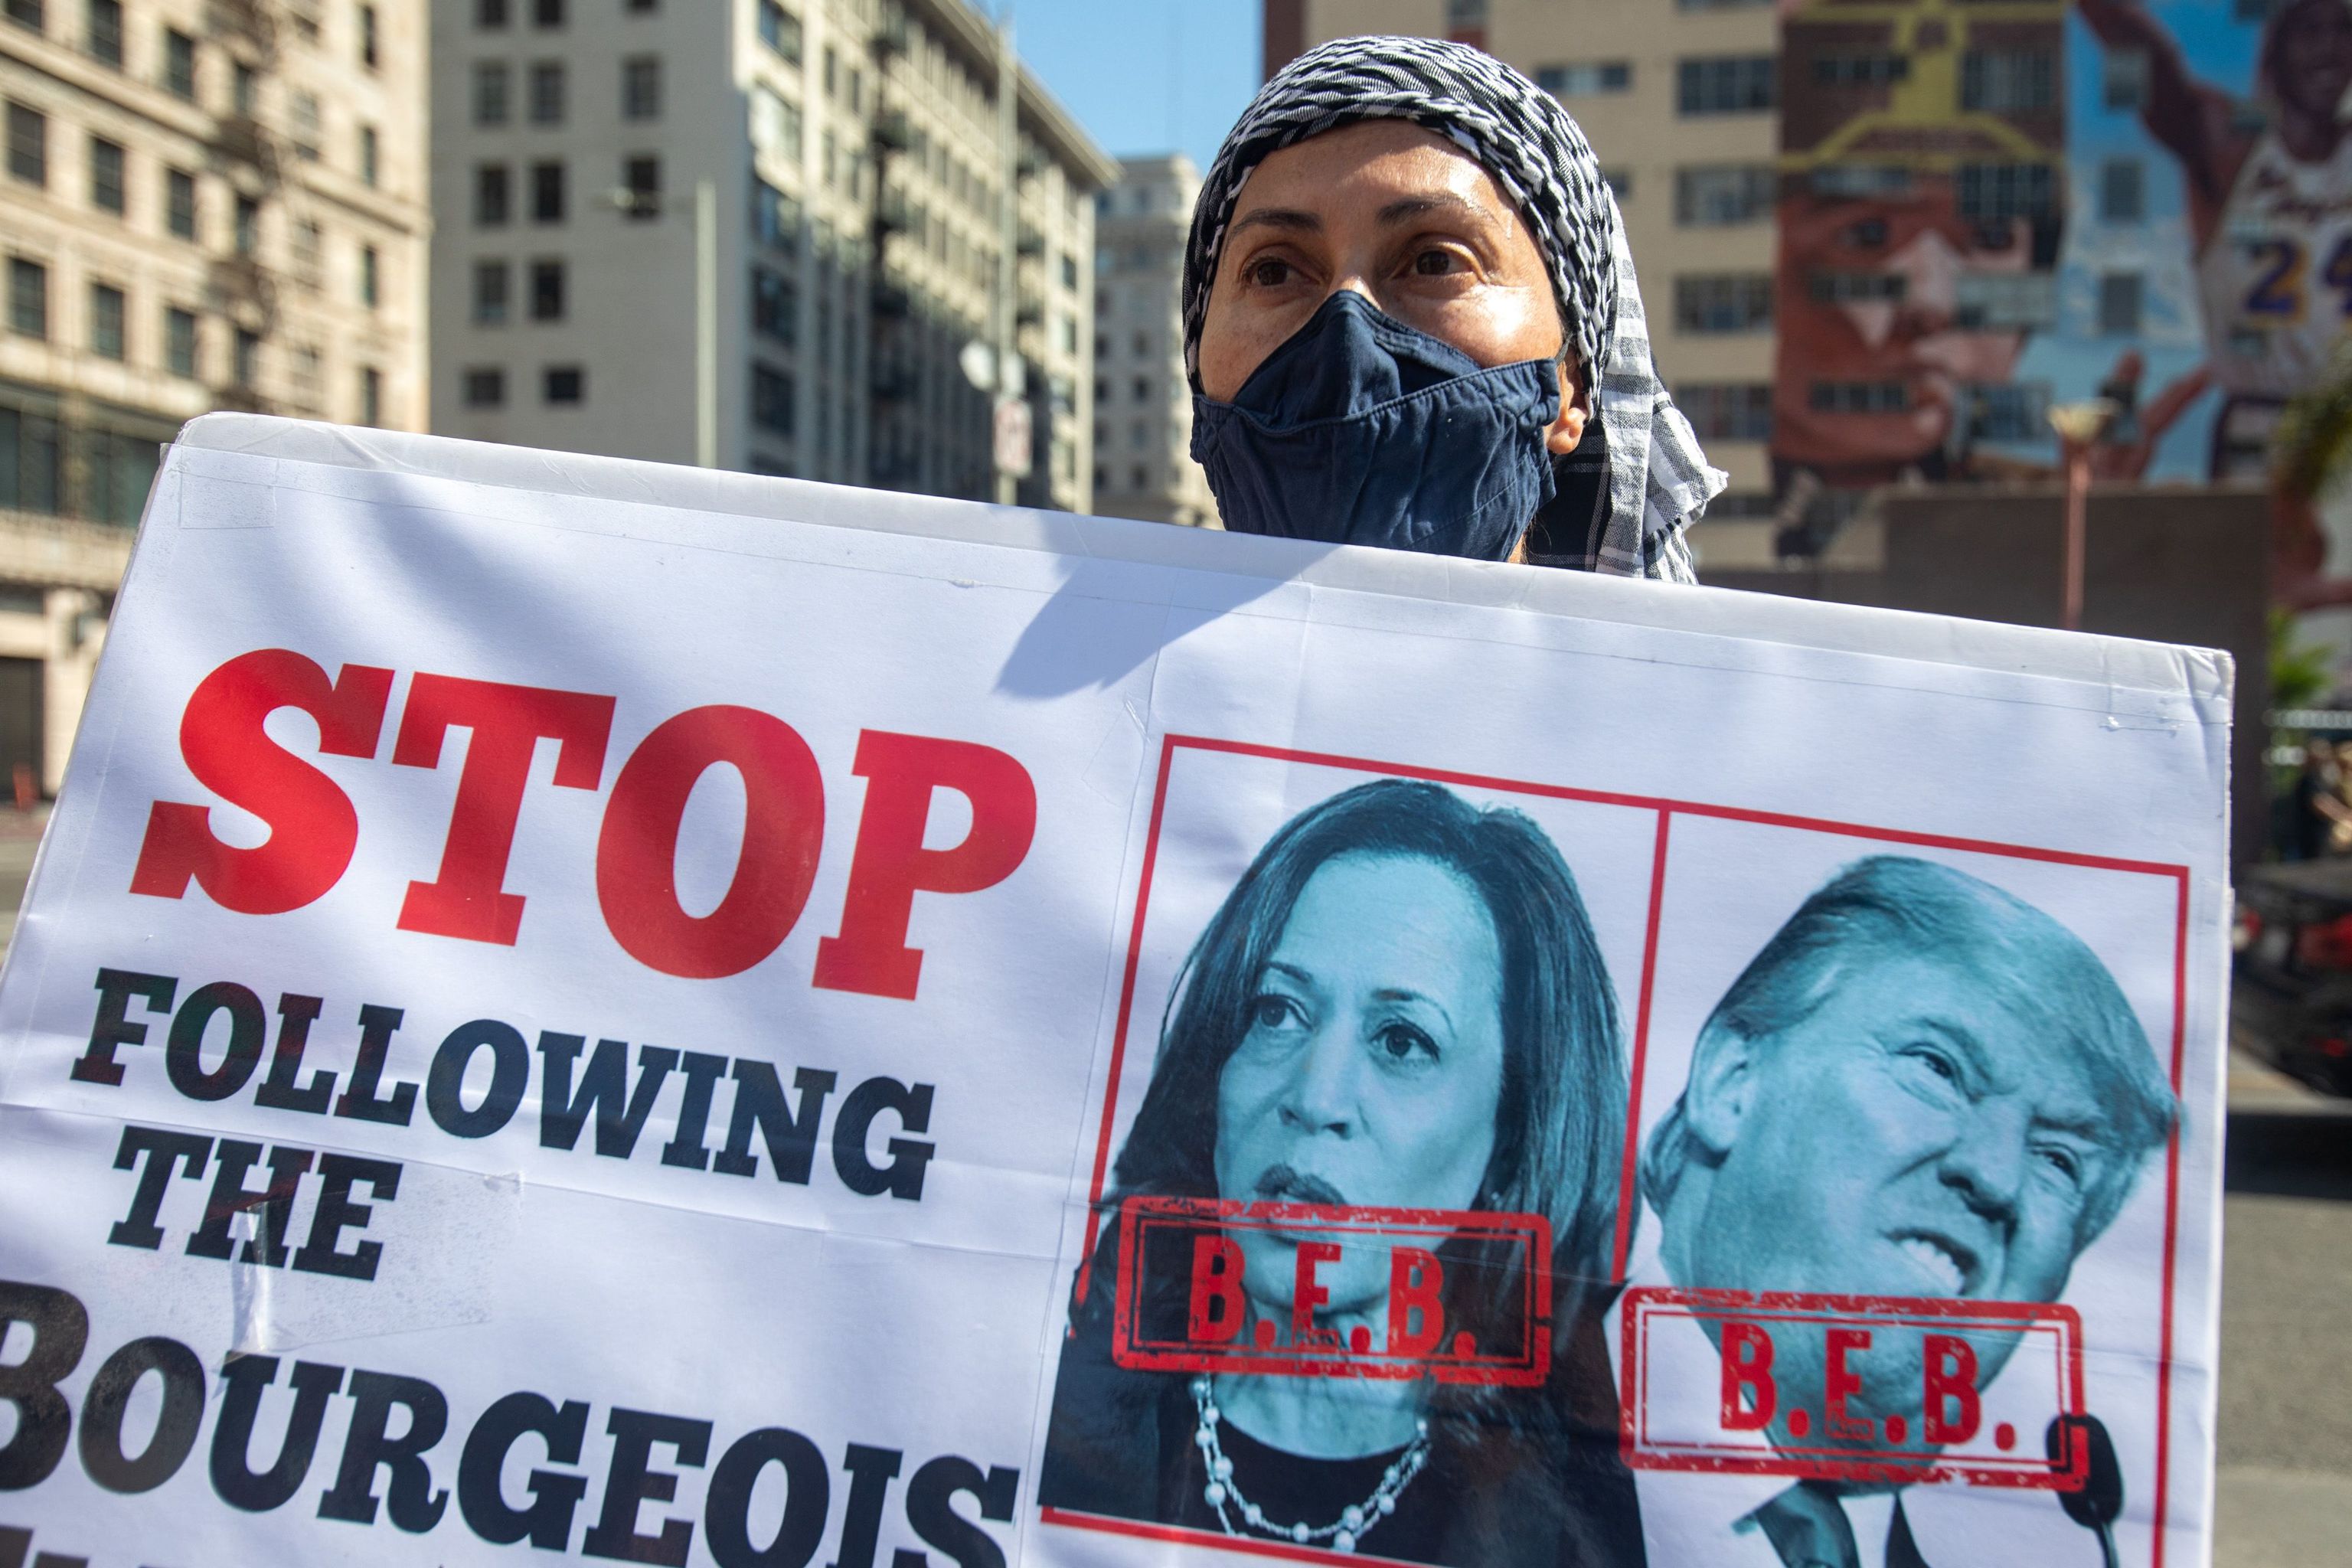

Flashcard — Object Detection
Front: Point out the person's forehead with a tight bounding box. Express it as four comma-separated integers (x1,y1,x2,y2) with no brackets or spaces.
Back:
1231,119,1521,227
1795,953,2119,1125
1274,853,1501,992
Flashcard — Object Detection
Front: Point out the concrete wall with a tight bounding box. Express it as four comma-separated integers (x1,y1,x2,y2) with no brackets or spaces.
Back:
1707,484,2269,866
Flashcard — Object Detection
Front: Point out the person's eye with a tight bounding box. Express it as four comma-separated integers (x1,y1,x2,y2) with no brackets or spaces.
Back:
2036,1144,2086,1187
1247,992,1305,1031
1244,256,1296,289
1898,1042,1965,1089
1408,247,1470,278
1373,1021,1439,1064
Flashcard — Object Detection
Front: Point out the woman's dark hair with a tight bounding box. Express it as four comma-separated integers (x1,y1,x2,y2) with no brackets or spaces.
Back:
1077,777,1628,1416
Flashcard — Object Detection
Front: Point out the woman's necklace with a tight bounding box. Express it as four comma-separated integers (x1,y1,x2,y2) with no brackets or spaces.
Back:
1191,1374,1431,1554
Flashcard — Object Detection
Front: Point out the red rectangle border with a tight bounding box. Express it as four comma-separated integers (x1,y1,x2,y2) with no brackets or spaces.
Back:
1047,733,2194,1568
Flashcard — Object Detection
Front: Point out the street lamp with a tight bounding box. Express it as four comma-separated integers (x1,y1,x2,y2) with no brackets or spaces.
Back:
2047,398,2118,632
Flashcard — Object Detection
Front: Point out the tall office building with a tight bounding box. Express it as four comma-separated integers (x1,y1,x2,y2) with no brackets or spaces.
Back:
1266,0,1781,549
1092,153,1215,529
2,0,426,790
431,0,1116,513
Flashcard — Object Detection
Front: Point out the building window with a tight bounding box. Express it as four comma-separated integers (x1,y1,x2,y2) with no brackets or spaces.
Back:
88,281,124,359
623,154,660,217
753,86,802,162
759,0,801,63
2103,47,2150,111
544,364,583,404
1677,55,1775,116
622,54,661,119
529,60,565,124
530,160,564,222
529,258,564,320
4,0,41,31
2099,158,2145,224
359,125,379,187
1953,271,2056,330
1808,380,1908,413
163,28,195,98
823,44,836,96
1956,162,2056,220
755,178,799,251
626,0,656,11
753,266,795,345
1131,376,1148,402
2098,271,2145,335
360,244,379,308
232,59,255,114
753,364,794,435
89,136,125,214
8,258,46,338
289,345,321,410
1534,60,1632,96
289,92,320,160
1674,273,1773,333
1676,382,1772,443
475,163,511,226
1676,165,1774,227
1808,270,1906,304
1602,168,1633,201
360,367,383,426
292,219,322,286
360,3,378,69
234,194,258,254
233,327,259,387
474,62,510,126
477,0,508,27
166,167,196,238
1814,53,1907,87
0,398,62,514
86,0,120,64
1060,252,1079,290
1958,381,2050,443
1961,49,2057,114
531,0,562,26
472,260,509,323
5,103,42,185
165,305,196,377
462,368,505,408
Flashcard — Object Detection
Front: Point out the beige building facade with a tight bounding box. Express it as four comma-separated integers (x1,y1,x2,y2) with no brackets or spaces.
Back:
2,0,426,790
1092,153,1215,530
430,0,1115,512
1269,0,1782,564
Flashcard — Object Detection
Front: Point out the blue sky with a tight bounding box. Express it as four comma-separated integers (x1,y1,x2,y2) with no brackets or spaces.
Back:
997,0,1262,170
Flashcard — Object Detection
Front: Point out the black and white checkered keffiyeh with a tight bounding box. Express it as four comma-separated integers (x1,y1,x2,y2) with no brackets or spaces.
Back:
1182,36,1723,582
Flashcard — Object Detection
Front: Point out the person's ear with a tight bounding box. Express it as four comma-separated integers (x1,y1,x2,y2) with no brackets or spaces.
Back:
1546,360,1589,456
1681,1020,1759,1160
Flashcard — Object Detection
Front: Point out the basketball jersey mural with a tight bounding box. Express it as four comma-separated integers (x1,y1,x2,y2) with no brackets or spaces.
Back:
1773,0,2342,498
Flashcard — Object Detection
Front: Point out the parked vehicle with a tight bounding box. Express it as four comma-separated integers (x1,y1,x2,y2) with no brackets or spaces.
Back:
2234,858,2352,1096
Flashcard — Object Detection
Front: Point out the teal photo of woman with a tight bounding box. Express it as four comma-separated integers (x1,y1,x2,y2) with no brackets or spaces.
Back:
1037,776,1640,1566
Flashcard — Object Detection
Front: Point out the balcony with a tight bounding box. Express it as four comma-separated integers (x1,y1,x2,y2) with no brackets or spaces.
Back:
872,111,911,154
874,191,911,234
205,256,277,322
1015,224,1044,257
872,283,912,318
210,113,278,175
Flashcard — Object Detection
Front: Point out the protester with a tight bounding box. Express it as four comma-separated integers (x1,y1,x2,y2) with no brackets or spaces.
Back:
1037,778,1642,1566
1626,856,2176,1566
1181,36,1723,579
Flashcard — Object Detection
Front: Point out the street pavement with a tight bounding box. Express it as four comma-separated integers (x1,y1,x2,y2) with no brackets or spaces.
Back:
0,812,2339,1563
2215,1046,2352,1566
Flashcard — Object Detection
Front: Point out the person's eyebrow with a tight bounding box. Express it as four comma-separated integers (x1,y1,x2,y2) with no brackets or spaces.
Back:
1227,207,1321,240
1371,987,1455,1034
1376,193,1500,230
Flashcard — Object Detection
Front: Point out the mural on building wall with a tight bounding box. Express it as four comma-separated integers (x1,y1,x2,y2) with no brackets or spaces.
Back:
1775,0,2350,506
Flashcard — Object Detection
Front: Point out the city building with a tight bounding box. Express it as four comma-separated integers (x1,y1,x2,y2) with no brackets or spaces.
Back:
1091,152,1216,529
1266,0,1783,554
2,0,426,791
430,0,1116,513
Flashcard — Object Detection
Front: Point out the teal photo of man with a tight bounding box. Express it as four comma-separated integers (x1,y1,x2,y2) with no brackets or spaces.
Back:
1625,856,2177,1568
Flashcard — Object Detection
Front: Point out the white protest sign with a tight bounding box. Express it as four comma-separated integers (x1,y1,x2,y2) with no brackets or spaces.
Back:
0,416,2228,1568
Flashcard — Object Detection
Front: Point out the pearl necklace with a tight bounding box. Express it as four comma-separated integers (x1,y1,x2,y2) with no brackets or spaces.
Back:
1191,1375,1431,1554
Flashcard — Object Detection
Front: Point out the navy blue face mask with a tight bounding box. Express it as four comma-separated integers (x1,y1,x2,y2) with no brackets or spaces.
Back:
1190,290,1564,560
